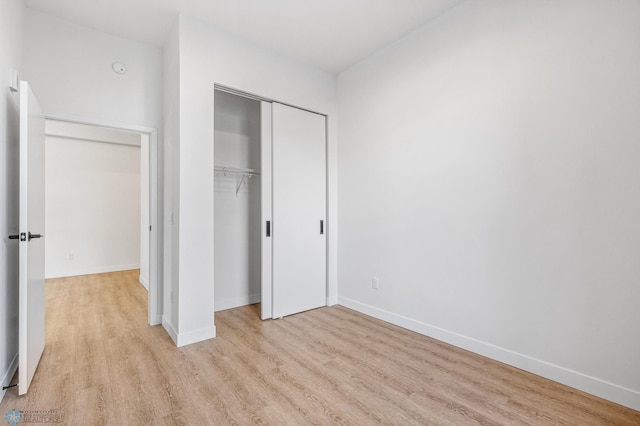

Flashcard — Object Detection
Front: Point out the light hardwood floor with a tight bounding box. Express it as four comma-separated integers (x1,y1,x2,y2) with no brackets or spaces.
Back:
1,270,638,425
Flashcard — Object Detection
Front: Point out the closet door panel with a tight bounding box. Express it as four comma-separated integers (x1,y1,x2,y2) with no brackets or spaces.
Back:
260,101,273,320
272,103,326,318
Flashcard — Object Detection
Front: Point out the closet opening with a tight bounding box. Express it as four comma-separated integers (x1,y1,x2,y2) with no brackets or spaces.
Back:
214,90,263,315
214,85,328,327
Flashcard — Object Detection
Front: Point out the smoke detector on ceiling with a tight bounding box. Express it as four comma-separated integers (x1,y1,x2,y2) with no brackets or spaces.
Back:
112,62,126,75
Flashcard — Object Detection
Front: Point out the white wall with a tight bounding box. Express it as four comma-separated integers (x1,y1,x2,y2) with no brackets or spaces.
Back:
337,0,640,410
45,132,141,278
0,0,23,402
23,8,164,318
162,14,337,346
214,91,261,311
23,9,162,129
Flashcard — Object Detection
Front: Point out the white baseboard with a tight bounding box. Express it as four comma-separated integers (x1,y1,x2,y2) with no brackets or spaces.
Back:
161,316,216,348
139,275,149,291
150,314,162,326
0,352,19,403
176,325,216,347
46,264,140,279
338,296,640,412
214,293,260,312
162,315,178,345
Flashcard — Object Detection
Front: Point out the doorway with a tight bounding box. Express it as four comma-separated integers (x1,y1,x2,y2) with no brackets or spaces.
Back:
43,116,160,325
213,86,327,324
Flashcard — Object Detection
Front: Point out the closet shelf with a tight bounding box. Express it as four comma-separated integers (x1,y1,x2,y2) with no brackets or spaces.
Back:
214,165,259,196
214,165,260,176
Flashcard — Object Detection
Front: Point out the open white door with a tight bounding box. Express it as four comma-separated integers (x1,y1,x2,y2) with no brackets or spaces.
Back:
18,81,46,395
271,103,326,318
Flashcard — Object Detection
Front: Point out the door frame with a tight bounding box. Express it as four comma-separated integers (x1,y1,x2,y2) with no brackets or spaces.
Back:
213,84,329,320
45,112,161,325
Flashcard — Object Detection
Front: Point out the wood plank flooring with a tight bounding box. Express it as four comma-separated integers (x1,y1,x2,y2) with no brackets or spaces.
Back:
1,270,638,425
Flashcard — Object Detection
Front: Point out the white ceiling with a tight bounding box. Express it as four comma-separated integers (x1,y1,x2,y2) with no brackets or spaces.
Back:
24,0,465,74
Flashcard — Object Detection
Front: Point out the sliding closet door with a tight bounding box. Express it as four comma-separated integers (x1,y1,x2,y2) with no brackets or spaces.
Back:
272,103,326,318
260,101,273,320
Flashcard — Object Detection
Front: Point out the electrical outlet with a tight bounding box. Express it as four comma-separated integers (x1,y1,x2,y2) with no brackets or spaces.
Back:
372,277,379,290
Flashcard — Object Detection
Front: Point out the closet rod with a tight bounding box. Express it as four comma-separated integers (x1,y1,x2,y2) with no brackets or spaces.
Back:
214,165,259,196
214,165,260,176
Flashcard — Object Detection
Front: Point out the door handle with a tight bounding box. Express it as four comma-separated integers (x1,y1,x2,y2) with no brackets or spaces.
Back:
266,221,271,237
28,232,43,241
8,234,19,240
320,220,324,235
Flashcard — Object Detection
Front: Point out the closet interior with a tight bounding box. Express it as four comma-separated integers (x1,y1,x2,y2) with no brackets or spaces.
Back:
214,90,262,312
